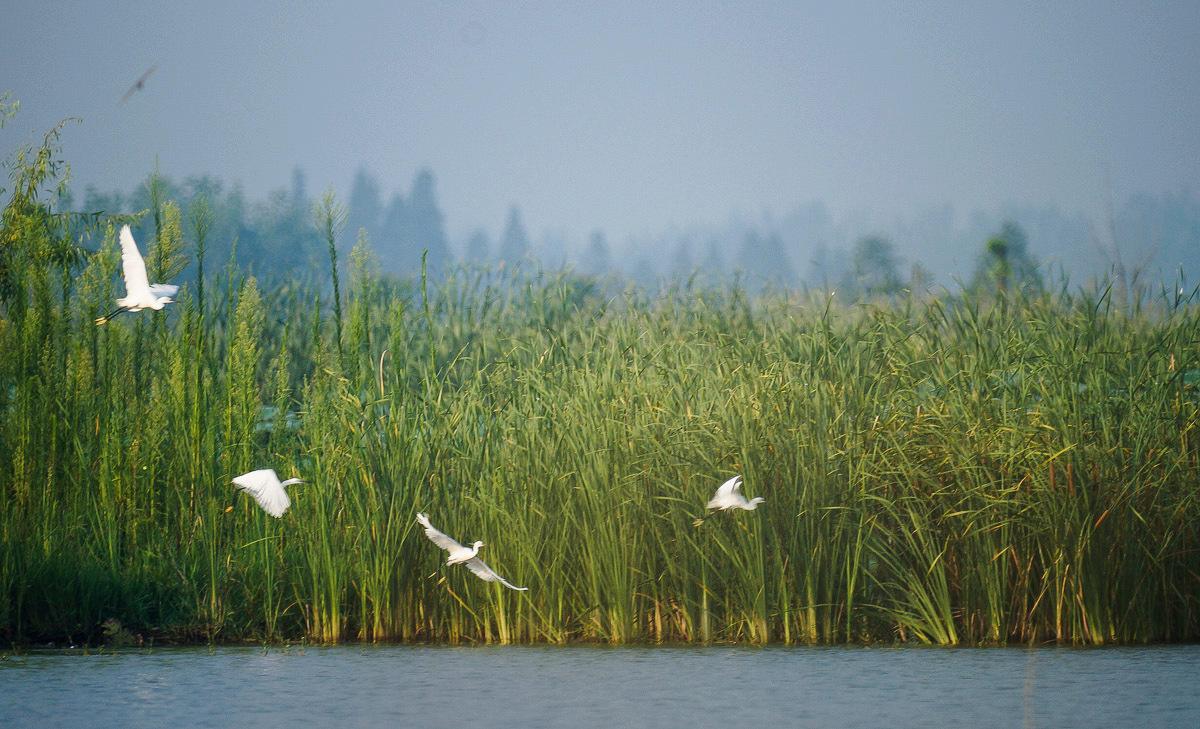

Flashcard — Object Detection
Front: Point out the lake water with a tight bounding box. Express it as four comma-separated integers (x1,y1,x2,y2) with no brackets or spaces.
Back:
1,644,1197,728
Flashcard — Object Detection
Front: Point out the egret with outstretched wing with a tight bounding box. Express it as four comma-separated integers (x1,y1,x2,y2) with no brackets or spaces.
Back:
96,225,179,324
416,512,528,591
705,475,765,511
232,469,303,518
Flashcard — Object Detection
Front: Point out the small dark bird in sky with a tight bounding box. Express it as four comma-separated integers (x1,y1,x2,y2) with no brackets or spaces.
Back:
120,64,157,104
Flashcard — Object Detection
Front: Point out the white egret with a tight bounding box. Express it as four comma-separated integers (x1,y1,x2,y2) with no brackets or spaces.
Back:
416,512,529,591
705,475,765,511
232,469,303,518
95,225,179,325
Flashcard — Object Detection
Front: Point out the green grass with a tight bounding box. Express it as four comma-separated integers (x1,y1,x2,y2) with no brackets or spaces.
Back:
1,140,1198,646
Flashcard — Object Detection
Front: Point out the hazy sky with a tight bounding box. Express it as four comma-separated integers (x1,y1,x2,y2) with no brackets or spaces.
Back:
2,1,1197,242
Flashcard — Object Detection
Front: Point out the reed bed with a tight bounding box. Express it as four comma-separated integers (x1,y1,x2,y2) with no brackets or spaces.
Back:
2,176,1199,646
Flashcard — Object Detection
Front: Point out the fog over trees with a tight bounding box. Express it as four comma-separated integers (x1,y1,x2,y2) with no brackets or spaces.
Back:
76,165,1200,297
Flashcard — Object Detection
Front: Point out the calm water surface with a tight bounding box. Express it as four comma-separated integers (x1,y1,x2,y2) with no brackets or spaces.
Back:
1,644,1197,728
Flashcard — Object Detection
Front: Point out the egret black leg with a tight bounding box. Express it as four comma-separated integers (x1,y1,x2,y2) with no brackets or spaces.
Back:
95,306,129,325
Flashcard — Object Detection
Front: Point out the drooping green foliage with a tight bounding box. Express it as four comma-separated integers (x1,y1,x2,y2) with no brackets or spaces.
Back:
2,123,1199,648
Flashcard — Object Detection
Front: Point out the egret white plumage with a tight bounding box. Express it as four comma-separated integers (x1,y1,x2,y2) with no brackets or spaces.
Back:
416,512,529,591
705,475,764,511
95,225,179,325
232,469,303,518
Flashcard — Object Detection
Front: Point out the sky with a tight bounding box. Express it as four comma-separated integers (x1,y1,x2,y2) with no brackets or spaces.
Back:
1,1,1198,244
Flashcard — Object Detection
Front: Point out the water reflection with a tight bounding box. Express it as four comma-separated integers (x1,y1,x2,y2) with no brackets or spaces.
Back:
1,645,1196,729
1024,648,1037,729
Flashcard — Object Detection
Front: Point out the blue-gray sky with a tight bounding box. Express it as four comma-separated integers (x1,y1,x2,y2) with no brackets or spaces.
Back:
2,1,1197,243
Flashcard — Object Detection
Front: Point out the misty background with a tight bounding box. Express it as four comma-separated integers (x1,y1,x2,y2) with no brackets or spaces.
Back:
2,1,1198,291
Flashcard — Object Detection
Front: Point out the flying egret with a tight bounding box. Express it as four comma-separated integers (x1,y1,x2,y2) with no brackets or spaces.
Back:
705,475,765,511
416,512,529,591
95,225,179,325
232,469,303,518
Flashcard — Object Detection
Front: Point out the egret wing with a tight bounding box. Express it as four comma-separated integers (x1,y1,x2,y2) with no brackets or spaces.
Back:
416,512,464,552
149,283,179,298
232,469,276,494
715,475,742,497
232,469,291,518
254,485,290,518
119,225,151,296
464,557,529,591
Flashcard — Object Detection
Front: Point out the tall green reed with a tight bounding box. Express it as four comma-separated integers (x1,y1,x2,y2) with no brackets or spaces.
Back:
1,152,1198,645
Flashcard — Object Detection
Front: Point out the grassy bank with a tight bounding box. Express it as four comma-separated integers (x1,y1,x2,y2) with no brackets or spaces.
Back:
2,144,1199,647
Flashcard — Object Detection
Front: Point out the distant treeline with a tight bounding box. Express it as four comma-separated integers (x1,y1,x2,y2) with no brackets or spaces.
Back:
72,165,1200,296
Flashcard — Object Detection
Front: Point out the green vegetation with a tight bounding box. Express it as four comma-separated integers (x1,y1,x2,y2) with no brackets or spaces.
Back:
2,124,1199,648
